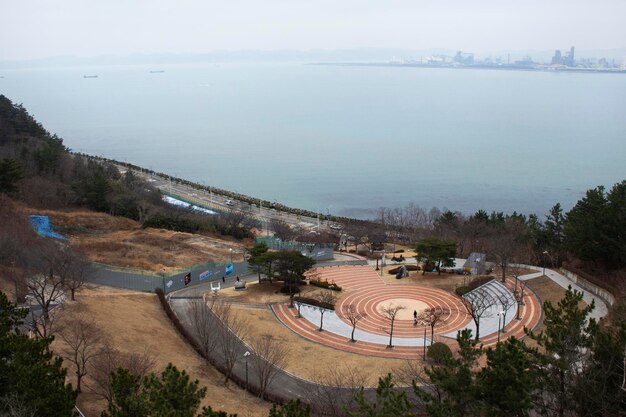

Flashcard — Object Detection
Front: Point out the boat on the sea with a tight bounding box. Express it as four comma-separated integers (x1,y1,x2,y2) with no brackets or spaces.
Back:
149,70,165,73
83,75,98,78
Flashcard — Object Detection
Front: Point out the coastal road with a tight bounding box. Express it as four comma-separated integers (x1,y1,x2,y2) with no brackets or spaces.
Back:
121,164,337,233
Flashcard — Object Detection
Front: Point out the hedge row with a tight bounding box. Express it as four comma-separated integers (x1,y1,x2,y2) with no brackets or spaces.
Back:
154,289,292,405
455,286,471,296
468,276,494,290
309,279,342,292
455,276,496,296
293,296,335,310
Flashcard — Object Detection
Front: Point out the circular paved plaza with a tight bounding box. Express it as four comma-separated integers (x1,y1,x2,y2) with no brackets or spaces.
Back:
272,265,542,359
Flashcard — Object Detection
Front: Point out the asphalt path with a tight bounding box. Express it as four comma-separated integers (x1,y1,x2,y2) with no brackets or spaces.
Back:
168,276,421,414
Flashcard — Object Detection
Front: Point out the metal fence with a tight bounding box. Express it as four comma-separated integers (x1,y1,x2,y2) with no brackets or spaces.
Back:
256,237,334,261
88,261,250,293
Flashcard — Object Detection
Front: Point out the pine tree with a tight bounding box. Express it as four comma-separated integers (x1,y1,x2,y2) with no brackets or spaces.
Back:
525,287,597,417
268,400,310,417
414,329,482,417
351,374,414,417
478,337,537,417
0,291,77,417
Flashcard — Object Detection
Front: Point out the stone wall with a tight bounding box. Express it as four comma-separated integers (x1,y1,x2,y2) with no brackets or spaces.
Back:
560,268,616,307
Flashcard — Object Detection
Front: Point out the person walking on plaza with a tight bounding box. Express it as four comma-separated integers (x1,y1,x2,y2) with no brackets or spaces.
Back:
413,310,418,325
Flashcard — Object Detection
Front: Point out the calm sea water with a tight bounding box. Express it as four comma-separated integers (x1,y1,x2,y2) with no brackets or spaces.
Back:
1,62,625,218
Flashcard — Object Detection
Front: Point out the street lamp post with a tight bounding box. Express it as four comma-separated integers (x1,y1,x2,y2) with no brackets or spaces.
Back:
423,324,427,360
542,251,549,276
497,311,505,344
243,351,251,389
161,267,166,292
229,248,233,264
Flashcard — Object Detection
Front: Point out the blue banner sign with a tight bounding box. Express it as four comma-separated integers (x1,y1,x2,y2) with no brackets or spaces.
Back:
199,270,212,281
225,263,234,276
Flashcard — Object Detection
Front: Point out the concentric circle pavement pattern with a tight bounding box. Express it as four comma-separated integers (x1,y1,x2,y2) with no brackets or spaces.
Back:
272,265,542,359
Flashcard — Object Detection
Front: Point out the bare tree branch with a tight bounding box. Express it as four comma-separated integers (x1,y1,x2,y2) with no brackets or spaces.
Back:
89,344,155,406
249,334,289,398
342,303,366,343
58,316,103,392
380,303,406,348
304,364,369,417
417,307,448,342
316,290,337,332
460,288,494,341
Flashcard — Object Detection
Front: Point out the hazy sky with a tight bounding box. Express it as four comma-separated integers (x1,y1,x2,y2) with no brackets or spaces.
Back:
1,0,625,60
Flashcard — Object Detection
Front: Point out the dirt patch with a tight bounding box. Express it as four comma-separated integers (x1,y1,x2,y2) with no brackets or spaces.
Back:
52,287,270,417
22,208,247,273
24,208,139,234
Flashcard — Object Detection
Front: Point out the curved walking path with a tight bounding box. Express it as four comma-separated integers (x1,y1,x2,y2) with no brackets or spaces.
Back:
514,265,609,320
272,266,543,358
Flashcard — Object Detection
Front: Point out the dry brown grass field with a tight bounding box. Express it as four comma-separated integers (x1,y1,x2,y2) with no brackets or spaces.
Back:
53,287,271,417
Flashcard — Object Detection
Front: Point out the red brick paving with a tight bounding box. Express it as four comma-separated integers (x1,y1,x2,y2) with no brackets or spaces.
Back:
272,266,542,359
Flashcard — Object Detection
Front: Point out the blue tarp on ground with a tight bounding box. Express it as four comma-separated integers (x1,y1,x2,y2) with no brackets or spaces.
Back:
29,215,66,240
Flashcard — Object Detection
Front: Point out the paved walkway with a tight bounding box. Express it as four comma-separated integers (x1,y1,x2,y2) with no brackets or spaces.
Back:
272,266,543,358
516,265,609,320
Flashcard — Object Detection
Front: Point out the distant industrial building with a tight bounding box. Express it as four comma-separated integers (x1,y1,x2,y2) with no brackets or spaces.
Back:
453,51,474,65
551,46,575,66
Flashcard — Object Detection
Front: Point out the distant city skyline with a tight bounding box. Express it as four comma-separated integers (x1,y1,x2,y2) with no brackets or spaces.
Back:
1,0,625,61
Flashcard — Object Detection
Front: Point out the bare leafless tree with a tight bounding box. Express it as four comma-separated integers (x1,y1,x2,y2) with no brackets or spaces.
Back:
460,288,494,341
270,218,299,242
342,303,366,342
89,343,155,406
488,219,529,283
27,244,68,338
0,393,37,417
58,316,103,392
218,205,256,237
62,248,92,301
496,292,515,332
293,285,314,318
28,243,94,336
189,298,220,360
316,290,337,331
249,334,289,398
380,303,406,348
343,224,368,253
305,364,369,417
418,307,448,342
210,298,249,383
395,359,430,387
